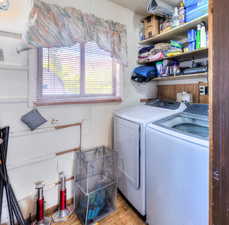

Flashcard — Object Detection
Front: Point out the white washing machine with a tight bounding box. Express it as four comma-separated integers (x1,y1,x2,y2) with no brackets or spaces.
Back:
146,105,209,225
113,100,186,216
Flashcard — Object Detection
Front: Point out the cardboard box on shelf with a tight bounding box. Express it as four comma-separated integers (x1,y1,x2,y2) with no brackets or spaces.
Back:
143,15,159,39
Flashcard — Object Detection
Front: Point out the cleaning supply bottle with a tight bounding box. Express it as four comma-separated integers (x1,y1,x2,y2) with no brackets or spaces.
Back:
196,24,201,49
200,22,207,48
172,7,180,27
179,1,185,24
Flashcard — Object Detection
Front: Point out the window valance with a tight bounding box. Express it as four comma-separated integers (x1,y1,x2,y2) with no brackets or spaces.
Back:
23,0,128,65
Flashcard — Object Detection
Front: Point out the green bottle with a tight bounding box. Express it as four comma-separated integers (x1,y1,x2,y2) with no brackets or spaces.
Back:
196,24,201,49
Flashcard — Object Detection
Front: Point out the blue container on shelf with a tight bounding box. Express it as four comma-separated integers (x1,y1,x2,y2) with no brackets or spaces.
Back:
187,29,196,51
185,0,208,22
188,41,196,51
184,0,208,7
187,29,196,42
184,0,198,7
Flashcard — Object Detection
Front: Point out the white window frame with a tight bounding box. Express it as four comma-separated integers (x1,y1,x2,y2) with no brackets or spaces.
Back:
35,43,122,106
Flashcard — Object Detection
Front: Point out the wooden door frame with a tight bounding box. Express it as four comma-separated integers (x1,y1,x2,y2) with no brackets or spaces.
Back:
209,0,229,224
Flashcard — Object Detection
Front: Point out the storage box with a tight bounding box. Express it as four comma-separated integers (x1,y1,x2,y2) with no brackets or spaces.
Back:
143,15,159,39
74,146,118,225
187,29,196,42
185,0,208,22
184,0,208,7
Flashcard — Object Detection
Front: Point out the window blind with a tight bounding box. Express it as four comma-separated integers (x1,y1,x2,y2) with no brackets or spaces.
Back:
39,44,81,99
85,42,113,95
38,42,120,104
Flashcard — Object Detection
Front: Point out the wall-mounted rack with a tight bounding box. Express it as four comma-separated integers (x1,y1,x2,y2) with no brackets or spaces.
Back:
139,14,208,45
153,72,208,81
138,48,208,65
0,30,22,40
0,64,28,71
138,14,209,82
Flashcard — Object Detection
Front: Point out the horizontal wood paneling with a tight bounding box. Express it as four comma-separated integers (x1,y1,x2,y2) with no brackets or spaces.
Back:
158,83,199,103
7,125,80,167
199,82,209,104
158,82,209,104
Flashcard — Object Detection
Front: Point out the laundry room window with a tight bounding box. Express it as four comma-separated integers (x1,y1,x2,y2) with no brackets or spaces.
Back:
36,42,121,106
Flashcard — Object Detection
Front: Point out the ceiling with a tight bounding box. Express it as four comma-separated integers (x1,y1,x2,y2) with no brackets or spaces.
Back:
109,0,180,15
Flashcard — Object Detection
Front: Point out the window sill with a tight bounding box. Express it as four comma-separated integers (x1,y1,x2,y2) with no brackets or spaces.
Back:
34,97,122,106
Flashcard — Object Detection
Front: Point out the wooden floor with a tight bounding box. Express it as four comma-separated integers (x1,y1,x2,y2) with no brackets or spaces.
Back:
53,195,146,225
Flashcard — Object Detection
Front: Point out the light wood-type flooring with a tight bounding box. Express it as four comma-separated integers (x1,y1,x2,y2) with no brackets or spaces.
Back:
52,194,146,225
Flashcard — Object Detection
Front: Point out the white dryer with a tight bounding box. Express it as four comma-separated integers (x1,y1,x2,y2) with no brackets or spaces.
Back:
113,100,186,215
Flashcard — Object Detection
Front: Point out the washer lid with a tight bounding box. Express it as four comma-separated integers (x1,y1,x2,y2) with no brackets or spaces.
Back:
114,103,186,124
155,113,209,139
148,112,209,147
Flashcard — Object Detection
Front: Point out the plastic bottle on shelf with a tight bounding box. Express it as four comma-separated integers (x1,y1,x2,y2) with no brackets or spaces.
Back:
172,7,180,27
139,23,145,41
196,24,201,49
179,1,185,24
200,22,207,48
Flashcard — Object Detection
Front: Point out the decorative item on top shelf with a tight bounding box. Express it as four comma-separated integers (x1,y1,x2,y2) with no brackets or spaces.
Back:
147,0,173,17
142,15,160,40
0,0,9,11
144,0,186,39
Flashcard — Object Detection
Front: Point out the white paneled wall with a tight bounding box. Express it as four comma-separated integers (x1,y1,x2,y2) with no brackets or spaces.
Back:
0,0,157,222
8,125,80,166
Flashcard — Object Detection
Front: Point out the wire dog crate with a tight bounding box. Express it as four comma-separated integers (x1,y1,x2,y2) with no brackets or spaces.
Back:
74,146,117,225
